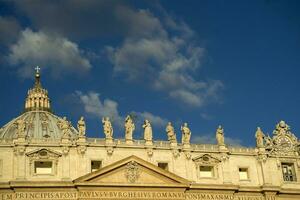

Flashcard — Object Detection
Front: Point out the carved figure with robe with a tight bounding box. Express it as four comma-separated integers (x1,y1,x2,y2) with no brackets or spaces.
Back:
255,127,265,148
15,118,26,138
77,116,86,137
181,123,191,145
143,119,152,142
125,115,135,141
59,117,71,138
166,122,177,143
216,125,225,146
102,117,113,139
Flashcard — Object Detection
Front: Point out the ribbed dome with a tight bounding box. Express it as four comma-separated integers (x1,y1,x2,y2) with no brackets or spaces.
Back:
0,67,78,141
0,111,78,140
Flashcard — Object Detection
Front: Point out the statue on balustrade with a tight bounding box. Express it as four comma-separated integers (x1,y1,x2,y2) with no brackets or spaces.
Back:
181,123,191,145
58,117,71,139
102,117,113,140
77,116,86,137
143,119,152,144
255,127,265,148
125,115,135,142
216,125,225,146
166,122,177,143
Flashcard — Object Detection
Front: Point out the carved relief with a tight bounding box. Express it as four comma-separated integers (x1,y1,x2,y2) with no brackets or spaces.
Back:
125,161,140,183
265,121,299,156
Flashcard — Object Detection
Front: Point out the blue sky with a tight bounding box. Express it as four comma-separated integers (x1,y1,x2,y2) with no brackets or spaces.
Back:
0,0,300,146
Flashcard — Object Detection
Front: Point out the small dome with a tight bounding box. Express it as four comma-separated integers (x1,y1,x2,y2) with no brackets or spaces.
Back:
0,111,78,140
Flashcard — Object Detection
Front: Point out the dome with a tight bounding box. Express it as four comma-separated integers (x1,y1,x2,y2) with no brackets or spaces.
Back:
0,67,78,141
0,111,78,140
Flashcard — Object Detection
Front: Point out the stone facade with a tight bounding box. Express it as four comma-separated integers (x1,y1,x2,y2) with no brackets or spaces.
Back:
0,70,300,200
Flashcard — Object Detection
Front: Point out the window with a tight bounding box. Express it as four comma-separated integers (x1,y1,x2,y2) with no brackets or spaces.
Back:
282,163,297,182
199,166,214,178
34,161,53,174
239,168,249,180
158,162,168,171
91,160,102,172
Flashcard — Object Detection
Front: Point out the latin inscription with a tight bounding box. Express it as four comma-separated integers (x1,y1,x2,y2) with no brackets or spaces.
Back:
0,191,272,200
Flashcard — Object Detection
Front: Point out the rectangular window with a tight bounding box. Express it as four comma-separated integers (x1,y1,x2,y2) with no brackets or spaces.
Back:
239,168,249,180
199,166,214,178
158,162,168,171
91,160,102,172
34,161,52,174
282,163,297,182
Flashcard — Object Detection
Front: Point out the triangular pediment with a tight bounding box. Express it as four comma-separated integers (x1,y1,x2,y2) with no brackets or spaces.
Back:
26,148,62,158
192,153,221,164
74,155,189,187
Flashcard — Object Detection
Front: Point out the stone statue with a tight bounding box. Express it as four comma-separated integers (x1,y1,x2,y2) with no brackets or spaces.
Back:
255,127,265,148
166,122,177,143
264,134,273,148
59,117,71,139
216,125,225,146
102,117,113,139
273,120,290,135
15,118,26,138
143,119,152,143
181,123,191,145
125,115,135,142
77,116,86,137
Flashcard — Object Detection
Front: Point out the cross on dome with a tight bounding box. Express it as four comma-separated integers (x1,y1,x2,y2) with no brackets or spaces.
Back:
35,66,40,74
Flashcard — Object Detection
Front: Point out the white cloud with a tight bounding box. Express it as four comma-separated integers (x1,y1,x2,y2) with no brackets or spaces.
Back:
76,91,123,127
8,29,91,78
107,8,223,107
192,133,242,147
133,111,168,127
76,91,167,129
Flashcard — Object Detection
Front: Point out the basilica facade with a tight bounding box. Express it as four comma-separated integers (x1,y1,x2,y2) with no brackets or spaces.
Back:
0,70,300,200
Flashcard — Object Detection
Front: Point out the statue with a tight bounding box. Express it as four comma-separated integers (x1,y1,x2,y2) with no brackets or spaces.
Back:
143,119,152,144
255,127,265,148
77,116,86,137
264,134,273,148
125,115,135,142
102,117,113,139
15,118,26,138
273,120,290,135
216,125,225,146
59,117,71,139
166,122,177,143
181,123,191,145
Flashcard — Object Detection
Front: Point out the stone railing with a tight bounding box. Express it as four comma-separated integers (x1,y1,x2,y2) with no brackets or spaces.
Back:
228,146,256,154
0,137,257,155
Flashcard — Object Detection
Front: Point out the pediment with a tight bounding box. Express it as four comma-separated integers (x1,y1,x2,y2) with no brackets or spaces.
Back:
192,153,221,164
26,148,62,159
74,155,189,187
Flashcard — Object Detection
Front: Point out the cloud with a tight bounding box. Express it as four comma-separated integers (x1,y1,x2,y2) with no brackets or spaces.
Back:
8,29,91,78
10,1,224,107
76,91,167,129
106,8,223,107
13,1,165,40
133,111,168,128
192,133,242,147
0,16,21,45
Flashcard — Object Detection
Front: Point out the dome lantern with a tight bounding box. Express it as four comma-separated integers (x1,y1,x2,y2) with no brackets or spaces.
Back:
25,66,51,112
